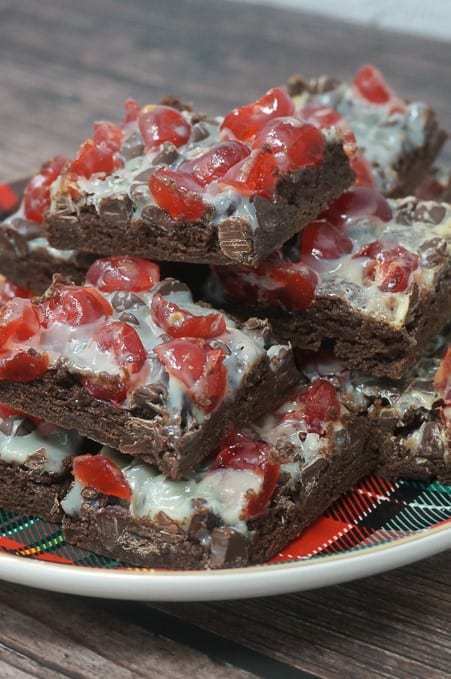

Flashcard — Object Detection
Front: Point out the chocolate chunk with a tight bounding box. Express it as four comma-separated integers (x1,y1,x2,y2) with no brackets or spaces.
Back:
418,237,447,268
188,503,220,540
286,74,308,97
156,278,190,296
300,455,327,484
121,131,145,161
24,449,48,471
415,203,446,225
152,142,180,166
309,75,340,94
129,382,168,414
98,196,133,223
210,527,249,568
110,291,146,312
118,312,140,325
191,122,210,143
159,96,192,112
217,218,253,261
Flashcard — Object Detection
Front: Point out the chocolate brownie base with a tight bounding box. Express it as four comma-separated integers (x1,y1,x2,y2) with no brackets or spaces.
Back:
376,429,451,484
46,141,353,266
0,346,298,480
63,415,373,569
0,459,69,522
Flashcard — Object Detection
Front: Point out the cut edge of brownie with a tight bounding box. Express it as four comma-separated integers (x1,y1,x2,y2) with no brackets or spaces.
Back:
62,413,374,570
0,339,299,480
0,459,70,523
45,140,354,267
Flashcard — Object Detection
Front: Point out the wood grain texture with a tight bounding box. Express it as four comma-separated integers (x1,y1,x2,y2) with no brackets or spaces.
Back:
0,1,450,677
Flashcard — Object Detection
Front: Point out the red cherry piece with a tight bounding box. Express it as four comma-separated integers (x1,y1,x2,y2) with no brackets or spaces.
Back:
178,141,250,186
149,168,206,221
86,256,160,293
24,156,67,223
70,138,123,179
151,294,226,339
284,379,340,434
301,220,353,260
138,105,191,150
263,261,317,311
155,338,227,413
213,432,279,519
39,285,112,328
221,148,278,199
298,104,342,128
73,454,131,501
350,153,375,188
123,98,141,124
353,240,419,292
253,118,325,172
322,187,392,227
83,374,129,406
434,347,451,401
0,403,25,419
221,87,294,142
0,298,41,350
0,350,49,383
93,122,123,153
0,280,32,306
94,321,146,374
353,64,393,105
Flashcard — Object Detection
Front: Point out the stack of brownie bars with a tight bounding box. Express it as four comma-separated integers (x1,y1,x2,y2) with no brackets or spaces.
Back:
0,64,450,569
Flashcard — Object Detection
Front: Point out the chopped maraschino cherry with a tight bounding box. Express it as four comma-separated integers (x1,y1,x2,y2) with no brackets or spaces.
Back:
261,259,317,311
0,403,26,419
149,168,206,221
24,156,67,223
301,220,353,260
353,64,393,105
221,147,278,199
434,347,451,401
155,338,227,413
39,285,112,328
283,379,340,434
213,432,280,519
151,294,226,339
354,240,419,293
139,104,191,150
86,256,160,293
322,187,392,227
73,454,131,501
83,374,129,405
221,87,294,142
0,350,49,382
93,321,146,374
70,122,123,179
349,154,374,188
178,141,250,186
0,279,32,305
298,105,356,150
253,118,325,172
0,298,41,350
123,97,141,124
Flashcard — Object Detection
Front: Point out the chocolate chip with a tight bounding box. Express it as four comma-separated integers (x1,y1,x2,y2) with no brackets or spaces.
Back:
300,455,327,484
152,142,180,167
415,203,446,225
156,278,190,296
418,237,447,268
121,131,145,161
217,218,253,262
188,503,220,540
118,312,140,325
309,75,340,94
98,195,133,222
159,96,192,112
209,527,249,568
191,122,210,143
110,291,146,312
286,74,309,97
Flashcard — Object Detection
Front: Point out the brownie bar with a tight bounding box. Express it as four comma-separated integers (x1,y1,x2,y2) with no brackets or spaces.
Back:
0,263,298,479
0,207,96,293
45,95,353,267
415,166,451,203
210,192,451,379
287,65,447,197
0,409,86,521
61,368,375,569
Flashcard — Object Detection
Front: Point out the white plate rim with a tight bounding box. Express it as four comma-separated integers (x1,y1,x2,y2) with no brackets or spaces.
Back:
0,521,450,601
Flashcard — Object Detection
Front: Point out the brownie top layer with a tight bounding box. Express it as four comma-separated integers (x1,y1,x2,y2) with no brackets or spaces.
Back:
213,189,451,331
0,406,84,476
47,93,346,240
61,368,353,535
288,64,446,196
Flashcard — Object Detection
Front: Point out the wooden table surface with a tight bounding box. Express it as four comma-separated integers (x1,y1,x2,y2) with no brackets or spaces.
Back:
0,1,450,677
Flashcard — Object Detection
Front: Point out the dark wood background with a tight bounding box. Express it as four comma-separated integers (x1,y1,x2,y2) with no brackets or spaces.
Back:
0,1,450,676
